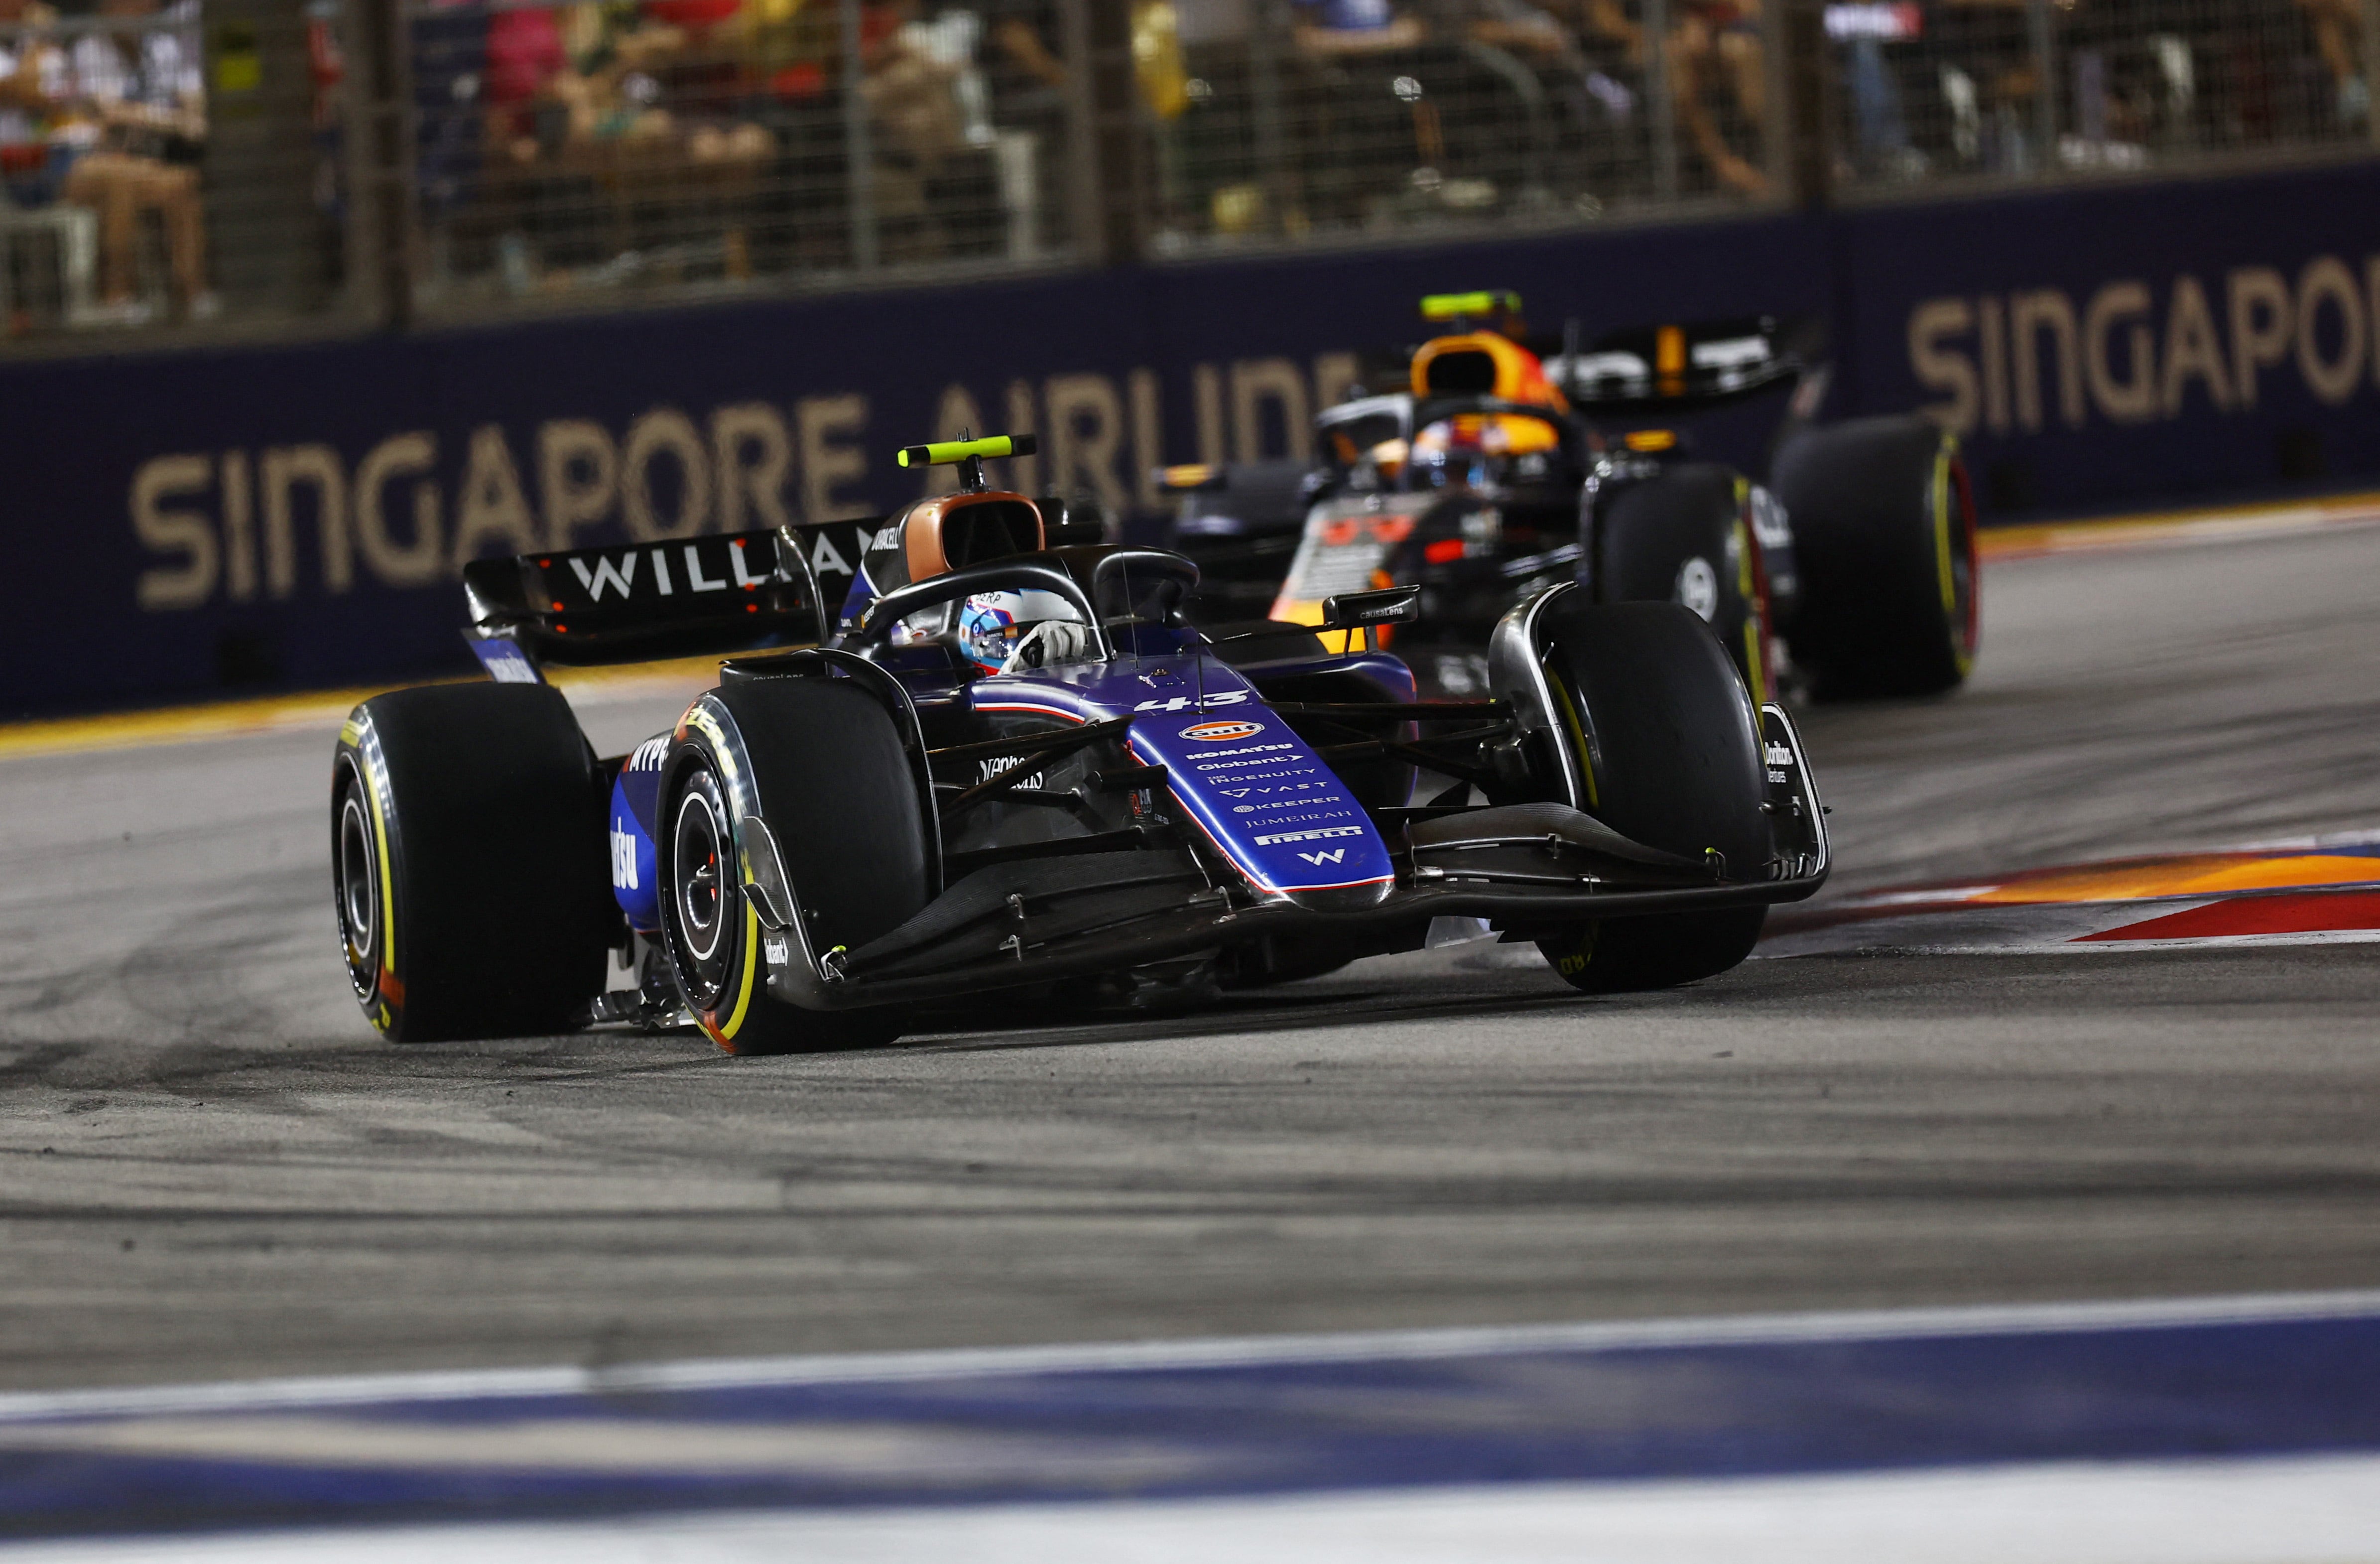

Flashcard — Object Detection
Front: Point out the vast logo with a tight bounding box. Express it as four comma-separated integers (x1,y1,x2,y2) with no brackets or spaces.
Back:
1180,719,1264,743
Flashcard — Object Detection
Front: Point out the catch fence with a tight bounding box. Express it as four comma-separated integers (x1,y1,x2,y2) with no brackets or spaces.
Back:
0,0,2371,349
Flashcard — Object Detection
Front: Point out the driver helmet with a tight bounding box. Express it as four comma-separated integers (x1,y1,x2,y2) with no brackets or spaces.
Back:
1413,413,1557,459
957,588,1086,674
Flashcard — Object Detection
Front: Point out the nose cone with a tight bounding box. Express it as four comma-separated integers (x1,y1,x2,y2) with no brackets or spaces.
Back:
1281,878,1396,912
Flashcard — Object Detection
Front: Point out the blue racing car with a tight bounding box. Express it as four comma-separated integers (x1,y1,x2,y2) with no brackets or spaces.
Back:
331,434,1829,1052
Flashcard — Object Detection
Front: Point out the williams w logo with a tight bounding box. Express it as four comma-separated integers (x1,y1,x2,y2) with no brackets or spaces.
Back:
1296,848,1347,866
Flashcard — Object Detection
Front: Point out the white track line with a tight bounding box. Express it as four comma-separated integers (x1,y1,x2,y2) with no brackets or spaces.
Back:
8,1454,2380,1564
6,1289,2380,1424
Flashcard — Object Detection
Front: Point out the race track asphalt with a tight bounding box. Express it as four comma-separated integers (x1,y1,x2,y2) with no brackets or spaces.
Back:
1,521,2376,1394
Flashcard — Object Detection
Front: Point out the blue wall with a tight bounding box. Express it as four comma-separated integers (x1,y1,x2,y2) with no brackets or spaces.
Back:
6,160,2377,714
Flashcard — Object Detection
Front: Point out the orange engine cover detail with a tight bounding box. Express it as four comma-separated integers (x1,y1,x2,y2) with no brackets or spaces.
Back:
1410,332,1569,411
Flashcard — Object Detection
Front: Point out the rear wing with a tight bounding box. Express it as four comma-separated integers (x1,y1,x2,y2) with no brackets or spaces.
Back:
1548,317,1805,414
462,522,867,677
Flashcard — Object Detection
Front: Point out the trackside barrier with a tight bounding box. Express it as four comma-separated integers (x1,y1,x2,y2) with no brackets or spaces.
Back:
4,159,2379,715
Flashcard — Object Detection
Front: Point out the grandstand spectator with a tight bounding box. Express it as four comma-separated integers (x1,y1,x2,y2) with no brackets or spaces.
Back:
859,0,971,258
1584,0,1767,195
1292,0,1427,55
1446,0,1578,57
57,0,211,318
2298,0,2369,129
1928,0,2050,173
484,4,566,160
0,0,66,198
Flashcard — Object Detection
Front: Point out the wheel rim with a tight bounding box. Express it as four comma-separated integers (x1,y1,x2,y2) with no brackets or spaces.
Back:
663,764,738,1010
674,786,727,963
332,766,381,998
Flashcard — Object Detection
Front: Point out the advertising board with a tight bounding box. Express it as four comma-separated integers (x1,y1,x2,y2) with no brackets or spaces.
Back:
4,162,2374,712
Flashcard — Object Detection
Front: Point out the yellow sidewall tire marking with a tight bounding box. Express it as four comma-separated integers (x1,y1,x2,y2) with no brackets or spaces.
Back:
1733,518,1767,707
354,741,400,1020
1546,664,1597,810
1932,446,1957,618
718,901,762,1046
1933,441,1976,677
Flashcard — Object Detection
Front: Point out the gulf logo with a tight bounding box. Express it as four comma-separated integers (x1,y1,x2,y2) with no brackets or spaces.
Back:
1180,719,1265,743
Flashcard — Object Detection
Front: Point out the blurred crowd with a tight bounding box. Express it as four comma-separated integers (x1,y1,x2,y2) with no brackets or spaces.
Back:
1829,0,2372,182
0,0,216,324
408,0,1083,293
0,0,2370,329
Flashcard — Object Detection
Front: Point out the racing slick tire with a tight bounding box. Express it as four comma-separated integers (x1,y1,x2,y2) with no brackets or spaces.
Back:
1771,415,1978,699
1529,599,1770,993
1594,462,1778,707
332,683,614,1042
658,676,927,1055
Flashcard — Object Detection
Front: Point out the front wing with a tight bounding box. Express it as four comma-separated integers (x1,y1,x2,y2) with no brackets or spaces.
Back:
757,704,1827,1011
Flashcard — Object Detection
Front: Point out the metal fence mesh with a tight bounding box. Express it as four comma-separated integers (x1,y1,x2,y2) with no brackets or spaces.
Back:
1827,0,2377,188
0,0,2372,349
1143,0,1775,250
0,1,343,335
406,0,1076,308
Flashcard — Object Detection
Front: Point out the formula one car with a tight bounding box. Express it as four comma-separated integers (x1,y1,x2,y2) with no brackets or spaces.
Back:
332,434,1828,1051
1165,292,1979,702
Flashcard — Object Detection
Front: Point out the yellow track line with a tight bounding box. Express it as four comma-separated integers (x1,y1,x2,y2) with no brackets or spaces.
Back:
9,489,2380,764
1978,489,2380,560
0,657,728,764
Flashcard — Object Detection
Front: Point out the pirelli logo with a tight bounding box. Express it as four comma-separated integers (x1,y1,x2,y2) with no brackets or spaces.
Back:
1251,824,1368,847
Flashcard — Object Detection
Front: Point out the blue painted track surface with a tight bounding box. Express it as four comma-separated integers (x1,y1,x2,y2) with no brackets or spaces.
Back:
6,1303,2380,1542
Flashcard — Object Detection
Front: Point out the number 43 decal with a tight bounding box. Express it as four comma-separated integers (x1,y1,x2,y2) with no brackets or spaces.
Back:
1132,690,1250,712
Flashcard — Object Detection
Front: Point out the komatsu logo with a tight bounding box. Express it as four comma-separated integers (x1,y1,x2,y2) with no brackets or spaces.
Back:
1180,719,1264,742
609,822,640,889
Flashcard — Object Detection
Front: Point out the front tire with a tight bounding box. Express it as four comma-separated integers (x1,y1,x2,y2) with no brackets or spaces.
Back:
658,675,928,1055
1527,598,1771,992
331,683,614,1042
1594,462,1776,707
1772,415,1978,698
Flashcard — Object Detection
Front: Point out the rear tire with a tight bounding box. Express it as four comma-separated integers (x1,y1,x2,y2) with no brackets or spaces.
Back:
331,683,614,1042
1772,415,1978,698
1595,462,1776,706
659,676,927,1054
1528,598,1770,992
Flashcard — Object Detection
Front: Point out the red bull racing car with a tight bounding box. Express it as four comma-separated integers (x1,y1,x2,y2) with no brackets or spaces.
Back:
332,434,1829,1052
1165,292,1980,704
